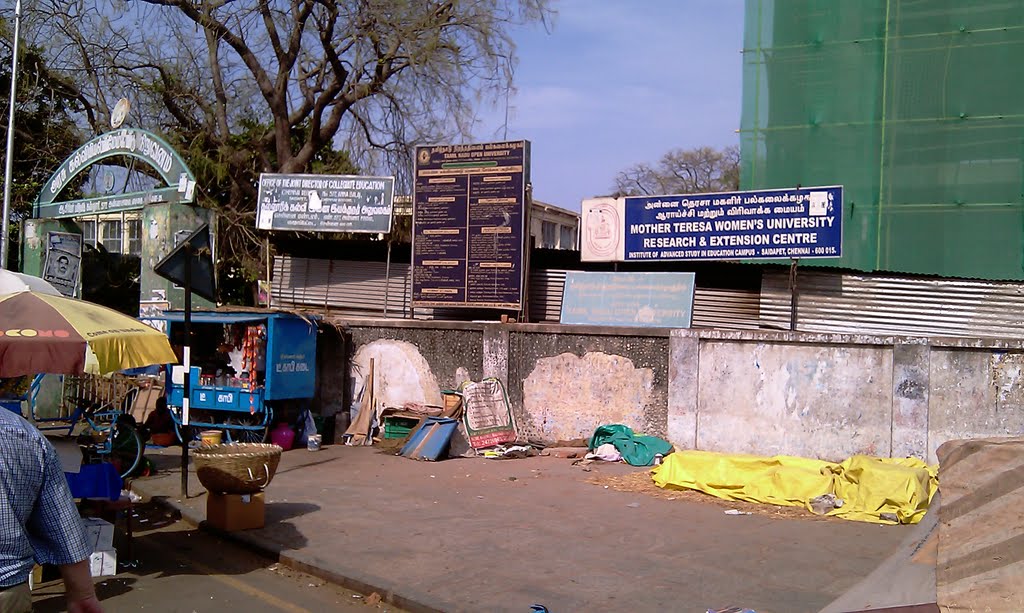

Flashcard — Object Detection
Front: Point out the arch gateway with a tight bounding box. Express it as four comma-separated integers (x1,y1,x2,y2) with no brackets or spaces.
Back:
23,128,215,316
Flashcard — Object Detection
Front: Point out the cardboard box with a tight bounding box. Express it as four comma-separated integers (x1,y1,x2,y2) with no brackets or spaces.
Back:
206,492,265,531
89,548,117,577
30,564,60,588
81,517,114,551
30,564,43,589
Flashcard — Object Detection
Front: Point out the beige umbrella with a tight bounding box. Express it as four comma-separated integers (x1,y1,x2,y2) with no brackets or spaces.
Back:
0,269,61,295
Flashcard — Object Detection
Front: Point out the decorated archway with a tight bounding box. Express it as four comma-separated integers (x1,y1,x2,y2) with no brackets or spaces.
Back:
33,128,197,218
24,128,212,314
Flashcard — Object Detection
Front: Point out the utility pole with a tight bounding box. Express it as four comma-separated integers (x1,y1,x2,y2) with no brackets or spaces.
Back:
1,0,23,269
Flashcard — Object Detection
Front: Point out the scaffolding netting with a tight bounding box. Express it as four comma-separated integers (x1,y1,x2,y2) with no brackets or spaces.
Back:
741,0,1024,280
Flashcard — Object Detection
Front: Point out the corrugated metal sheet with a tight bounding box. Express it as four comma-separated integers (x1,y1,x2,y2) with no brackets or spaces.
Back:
528,269,566,323
273,256,483,320
273,256,411,318
692,287,761,330
274,256,761,329
761,270,1024,338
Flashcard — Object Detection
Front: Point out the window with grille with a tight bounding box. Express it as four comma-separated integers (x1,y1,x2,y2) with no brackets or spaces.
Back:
559,225,576,250
126,218,142,255
100,220,122,253
541,221,557,248
80,220,96,247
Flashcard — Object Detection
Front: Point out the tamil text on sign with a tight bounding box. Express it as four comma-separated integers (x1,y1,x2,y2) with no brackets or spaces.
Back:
412,141,529,309
256,173,395,234
582,186,843,262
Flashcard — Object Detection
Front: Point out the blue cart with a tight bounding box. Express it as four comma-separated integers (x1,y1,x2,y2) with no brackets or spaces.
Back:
156,311,317,444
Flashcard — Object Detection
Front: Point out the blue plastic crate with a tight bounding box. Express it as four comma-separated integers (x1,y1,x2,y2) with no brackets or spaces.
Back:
65,463,122,501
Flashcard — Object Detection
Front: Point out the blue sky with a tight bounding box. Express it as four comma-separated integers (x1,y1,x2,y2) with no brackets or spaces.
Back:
475,1,745,212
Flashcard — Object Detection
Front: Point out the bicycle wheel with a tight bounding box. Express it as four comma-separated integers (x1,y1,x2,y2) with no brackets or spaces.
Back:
224,413,269,444
109,421,144,479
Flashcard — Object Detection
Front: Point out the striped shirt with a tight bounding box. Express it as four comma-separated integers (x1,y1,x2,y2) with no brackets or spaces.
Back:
0,408,91,587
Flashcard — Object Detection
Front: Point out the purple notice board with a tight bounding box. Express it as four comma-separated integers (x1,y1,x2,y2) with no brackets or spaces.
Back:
412,141,530,309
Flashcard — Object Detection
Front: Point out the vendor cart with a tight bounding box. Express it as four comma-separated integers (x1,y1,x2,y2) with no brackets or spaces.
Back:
156,310,317,444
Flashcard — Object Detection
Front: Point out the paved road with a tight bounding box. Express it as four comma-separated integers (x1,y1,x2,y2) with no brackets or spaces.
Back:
134,445,910,613
30,502,403,613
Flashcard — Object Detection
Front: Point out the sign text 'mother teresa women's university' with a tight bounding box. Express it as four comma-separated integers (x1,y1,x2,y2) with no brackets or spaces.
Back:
412,141,529,309
582,186,843,262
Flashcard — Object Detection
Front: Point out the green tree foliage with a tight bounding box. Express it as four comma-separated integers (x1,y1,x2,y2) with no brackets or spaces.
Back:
0,19,84,263
612,145,740,197
28,0,553,292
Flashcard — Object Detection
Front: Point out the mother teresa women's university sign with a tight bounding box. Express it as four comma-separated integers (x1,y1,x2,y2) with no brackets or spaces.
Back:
582,186,843,262
34,128,197,219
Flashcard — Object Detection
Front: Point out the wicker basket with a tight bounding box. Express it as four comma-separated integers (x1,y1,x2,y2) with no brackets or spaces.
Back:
192,443,283,495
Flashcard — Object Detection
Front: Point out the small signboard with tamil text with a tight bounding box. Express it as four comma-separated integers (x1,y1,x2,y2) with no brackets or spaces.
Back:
560,271,696,328
256,173,395,234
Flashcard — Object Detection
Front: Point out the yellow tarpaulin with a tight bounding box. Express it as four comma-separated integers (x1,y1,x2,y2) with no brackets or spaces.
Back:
651,450,938,524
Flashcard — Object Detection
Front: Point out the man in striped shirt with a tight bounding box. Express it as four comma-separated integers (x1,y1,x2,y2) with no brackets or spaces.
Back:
0,407,101,613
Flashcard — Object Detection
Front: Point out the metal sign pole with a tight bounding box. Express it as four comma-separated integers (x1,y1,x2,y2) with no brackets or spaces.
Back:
1,0,23,269
383,239,392,318
789,258,800,332
180,244,193,497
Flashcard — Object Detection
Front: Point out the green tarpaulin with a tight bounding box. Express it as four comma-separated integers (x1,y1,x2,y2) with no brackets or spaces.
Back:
588,424,673,467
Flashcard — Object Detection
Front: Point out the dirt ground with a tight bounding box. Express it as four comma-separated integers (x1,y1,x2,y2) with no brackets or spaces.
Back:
586,469,830,521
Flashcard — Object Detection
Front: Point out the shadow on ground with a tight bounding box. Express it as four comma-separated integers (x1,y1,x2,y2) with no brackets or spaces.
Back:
32,500,317,612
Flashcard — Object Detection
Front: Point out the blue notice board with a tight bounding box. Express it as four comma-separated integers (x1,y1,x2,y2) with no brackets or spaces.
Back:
623,185,842,261
560,272,695,328
265,316,317,400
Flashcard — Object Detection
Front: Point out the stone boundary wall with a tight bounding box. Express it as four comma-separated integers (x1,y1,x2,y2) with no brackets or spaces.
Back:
322,317,1024,462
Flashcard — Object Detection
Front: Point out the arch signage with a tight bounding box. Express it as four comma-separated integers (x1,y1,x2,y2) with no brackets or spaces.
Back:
34,128,197,219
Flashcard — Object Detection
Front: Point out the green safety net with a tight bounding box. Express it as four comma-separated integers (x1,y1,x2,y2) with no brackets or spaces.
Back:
741,1,1024,280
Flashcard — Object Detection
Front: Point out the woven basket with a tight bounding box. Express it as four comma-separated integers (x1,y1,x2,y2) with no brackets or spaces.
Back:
192,443,283,495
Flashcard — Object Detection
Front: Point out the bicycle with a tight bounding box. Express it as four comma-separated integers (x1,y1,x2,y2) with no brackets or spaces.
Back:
73,400,145,480
29,375,145,480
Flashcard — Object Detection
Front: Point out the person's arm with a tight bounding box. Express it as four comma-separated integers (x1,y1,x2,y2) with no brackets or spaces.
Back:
27,437,101,611
58,560,102,613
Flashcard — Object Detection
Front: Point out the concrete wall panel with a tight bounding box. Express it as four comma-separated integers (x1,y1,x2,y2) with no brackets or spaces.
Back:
348,326,483,392
928,349,1024,463
314,325,347,417
892,343,930,460
667,332,700,449
332,319,1024,463
350,339,444,408
695,341,892,461
522,352,654,443
508,331,669,442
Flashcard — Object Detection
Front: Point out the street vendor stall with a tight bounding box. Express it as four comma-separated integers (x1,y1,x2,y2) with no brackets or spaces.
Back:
155,310,317,444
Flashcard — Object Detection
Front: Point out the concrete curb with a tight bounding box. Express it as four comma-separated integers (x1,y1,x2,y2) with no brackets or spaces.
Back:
132,480,448,613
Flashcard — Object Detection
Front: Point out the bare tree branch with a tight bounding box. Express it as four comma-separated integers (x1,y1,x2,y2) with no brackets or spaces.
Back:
29,0,554,279
613,146,740,197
